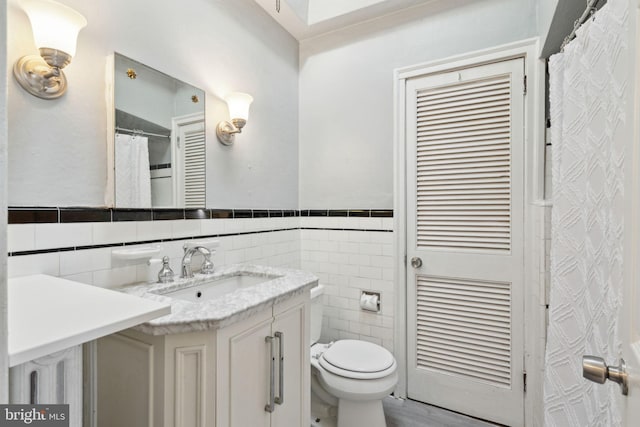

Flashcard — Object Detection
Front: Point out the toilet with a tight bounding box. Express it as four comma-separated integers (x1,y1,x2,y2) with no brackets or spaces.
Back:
310,285,398,427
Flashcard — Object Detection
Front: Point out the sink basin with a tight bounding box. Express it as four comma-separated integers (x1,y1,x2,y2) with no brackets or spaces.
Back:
161,273,280,302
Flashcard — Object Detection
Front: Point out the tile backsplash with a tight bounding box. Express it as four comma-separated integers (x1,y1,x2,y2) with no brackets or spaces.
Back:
8,216,301,282
7,207,395,351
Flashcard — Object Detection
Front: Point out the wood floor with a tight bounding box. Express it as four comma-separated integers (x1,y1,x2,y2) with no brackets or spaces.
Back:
383,396,500,427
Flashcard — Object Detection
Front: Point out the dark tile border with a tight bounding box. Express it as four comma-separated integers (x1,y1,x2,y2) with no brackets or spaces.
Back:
210,209,233,219
233,210,252,219
150,163,171,170
153,209,185,221
60,208,111,223
9,208,58,224
300,227,394,233
185,209,209,220
253,210,269,218
348,210,370,217
8,207,393,224
371,210,394,218
113,209,153,222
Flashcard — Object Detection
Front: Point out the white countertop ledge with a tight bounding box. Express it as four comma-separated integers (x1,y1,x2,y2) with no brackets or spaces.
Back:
120,264,319,335
9,274,171,367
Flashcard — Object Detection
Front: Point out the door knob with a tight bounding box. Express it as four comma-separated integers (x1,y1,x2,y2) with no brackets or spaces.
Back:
582,355,628,395
410,257,423,268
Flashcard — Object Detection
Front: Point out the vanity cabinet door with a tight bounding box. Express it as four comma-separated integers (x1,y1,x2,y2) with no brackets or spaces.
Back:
96,333,157,427
271,297,310,427
96,330,215,427
216,309,272,427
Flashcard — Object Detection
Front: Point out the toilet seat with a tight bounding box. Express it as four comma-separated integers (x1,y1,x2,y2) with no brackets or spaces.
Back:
319,340,396,380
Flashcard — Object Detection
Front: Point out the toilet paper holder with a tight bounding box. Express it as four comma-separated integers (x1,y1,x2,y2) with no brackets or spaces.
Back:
360,291,381,313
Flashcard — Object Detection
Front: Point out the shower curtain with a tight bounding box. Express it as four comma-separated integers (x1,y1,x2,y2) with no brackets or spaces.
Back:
115,133,152,208
543,0,628,426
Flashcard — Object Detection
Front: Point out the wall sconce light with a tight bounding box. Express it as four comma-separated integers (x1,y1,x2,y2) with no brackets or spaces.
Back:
13,0,87,99
216,92,254,145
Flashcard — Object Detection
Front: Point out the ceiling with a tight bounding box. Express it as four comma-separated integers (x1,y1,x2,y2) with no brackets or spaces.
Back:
254,0,438,40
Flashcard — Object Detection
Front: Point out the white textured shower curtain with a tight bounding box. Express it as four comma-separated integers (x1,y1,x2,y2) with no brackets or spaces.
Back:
543,0,628,426
115,133,152,208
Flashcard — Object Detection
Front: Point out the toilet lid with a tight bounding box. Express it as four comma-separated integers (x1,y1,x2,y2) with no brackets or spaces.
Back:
319,340,395,379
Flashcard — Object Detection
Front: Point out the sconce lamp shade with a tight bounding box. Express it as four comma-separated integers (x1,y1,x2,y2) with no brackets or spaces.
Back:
216,92,254,145
21,0,87,57
224,92,253,121
14,0,86,99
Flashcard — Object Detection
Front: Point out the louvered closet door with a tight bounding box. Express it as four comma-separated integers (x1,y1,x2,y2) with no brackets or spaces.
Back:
178,121,206,208
406,58,525,426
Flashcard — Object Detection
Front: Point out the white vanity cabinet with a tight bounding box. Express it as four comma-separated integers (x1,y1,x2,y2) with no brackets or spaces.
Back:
95,292,310,427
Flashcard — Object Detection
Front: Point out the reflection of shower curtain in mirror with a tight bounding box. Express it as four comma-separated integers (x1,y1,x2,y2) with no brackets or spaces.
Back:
115,133,152,208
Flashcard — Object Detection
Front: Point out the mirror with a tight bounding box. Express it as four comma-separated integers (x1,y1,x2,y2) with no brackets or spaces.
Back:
114,53,206,208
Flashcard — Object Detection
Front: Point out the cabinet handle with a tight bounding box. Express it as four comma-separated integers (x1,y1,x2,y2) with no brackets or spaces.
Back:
30,370,38,404
265,336,276,413
275,331,284,405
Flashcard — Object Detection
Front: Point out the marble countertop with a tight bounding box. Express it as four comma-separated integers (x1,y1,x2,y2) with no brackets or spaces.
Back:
120,264,318,335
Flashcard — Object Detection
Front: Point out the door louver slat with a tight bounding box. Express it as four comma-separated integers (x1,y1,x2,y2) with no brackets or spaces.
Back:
419,314,510,335
419,77,509,96
418,139,509,152
419,106,510,124
415,74,512,251
416,94,510,110
416,276,512,388
420,150,510,163
422,344,510,367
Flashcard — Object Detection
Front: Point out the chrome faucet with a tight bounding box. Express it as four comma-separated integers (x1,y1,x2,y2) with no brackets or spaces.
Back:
181,245,215,278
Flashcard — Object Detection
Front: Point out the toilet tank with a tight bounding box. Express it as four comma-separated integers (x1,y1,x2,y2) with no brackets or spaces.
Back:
310,284,324,345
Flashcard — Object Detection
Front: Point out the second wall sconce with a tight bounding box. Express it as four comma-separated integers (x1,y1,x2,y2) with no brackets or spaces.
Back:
14,0,87,99
216,92,254,145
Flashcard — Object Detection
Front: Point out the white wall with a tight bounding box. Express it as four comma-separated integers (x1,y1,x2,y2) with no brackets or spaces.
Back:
7,0,299,208
298,0,538,209
538,0,558,54
0,0,8,403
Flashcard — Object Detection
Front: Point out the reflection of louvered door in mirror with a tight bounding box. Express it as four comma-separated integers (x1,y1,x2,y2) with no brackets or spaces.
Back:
175,116,206,208
405,58,525,426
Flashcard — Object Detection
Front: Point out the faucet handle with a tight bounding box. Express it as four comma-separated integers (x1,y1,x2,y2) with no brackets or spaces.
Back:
200,248,215,275
201,255,214,275
158,256,175,283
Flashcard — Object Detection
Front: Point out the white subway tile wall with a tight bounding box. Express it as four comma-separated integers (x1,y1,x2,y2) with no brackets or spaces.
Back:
7,213,406,352
300,216,395,353
7,217,301,288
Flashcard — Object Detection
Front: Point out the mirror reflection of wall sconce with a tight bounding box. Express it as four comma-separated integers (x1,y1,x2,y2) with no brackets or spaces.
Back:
13,0,87,99
216,92,253,146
